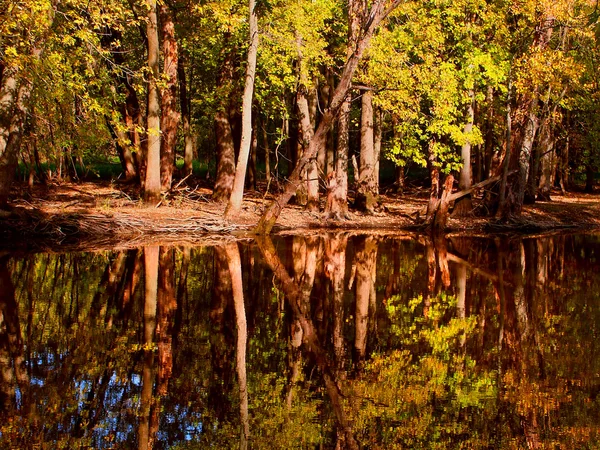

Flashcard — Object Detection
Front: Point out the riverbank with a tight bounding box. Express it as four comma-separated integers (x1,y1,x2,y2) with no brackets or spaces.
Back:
1,180,600,251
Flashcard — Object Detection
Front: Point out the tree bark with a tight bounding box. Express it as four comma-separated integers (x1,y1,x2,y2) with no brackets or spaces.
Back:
178,54,194,176
213,40,237,202
225,0,259,219
256,0,401,233
356,89,377,213
144,0,162,204
159,4,180,191
453,89,475,216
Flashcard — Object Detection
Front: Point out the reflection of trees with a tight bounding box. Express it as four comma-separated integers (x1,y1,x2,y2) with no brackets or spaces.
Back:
257,235,360,450
225,243,249,450
350,236,377,366
0,257,29,414
3,235,600,448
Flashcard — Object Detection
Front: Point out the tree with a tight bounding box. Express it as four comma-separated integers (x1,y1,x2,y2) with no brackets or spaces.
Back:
256,0,403,234
144,0,162,204
225,0,259,219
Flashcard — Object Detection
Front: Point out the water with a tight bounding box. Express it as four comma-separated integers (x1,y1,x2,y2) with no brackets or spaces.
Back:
1,233,599,449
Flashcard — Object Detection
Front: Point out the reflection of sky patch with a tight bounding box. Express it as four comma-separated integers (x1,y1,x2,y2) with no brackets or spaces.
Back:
131,374,141,386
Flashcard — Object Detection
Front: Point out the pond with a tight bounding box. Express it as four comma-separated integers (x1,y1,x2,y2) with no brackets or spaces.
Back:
1,232,599,449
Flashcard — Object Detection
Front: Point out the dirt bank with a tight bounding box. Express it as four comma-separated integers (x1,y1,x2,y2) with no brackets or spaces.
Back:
1,181,600,251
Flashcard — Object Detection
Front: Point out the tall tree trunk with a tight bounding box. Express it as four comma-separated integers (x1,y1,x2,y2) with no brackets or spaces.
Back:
373,106,382,192
225,0,259,219
356,89,377,213
256,0,401,233
144,0,162,204
537,119,554,201
178,54,194,176
326,96,351,219
262,121,271,187
484,86,495,180
453,89,475,216
213,40,237,201
426,141,440,222
159,4,180,191
297,80,318,211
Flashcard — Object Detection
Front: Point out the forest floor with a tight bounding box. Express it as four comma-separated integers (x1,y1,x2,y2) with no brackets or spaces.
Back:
2,179,600,251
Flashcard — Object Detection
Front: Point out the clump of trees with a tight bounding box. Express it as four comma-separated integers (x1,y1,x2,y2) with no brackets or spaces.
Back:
1,0,600,231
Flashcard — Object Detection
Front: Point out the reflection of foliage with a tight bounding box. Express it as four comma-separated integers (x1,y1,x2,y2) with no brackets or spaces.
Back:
3,235,600,448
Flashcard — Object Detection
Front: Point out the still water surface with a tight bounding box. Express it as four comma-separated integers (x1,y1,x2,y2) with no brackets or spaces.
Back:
1,233,600,449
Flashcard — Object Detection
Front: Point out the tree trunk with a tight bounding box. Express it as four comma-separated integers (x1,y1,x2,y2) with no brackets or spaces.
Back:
326,96,351,220
213,42,237,202
453,89,475,217
537,119,554,201
0,70,27,208
426,141,440,222
159,4,180,191
256,0,401,233
178,52,194,176
373,106,382,192
355,89,377,213
144,0,162,204
225,0,259,219
262,121,271,187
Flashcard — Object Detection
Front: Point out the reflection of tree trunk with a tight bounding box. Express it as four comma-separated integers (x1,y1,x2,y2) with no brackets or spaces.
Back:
353,236,377,366
453,89,475,216
157,248,176,396
325,234,348,371
0,258,29,412
456,264,467,349
139,247,159,450
209,247,233,423
120,250,143,326
256,235,359,450
224,243,249,450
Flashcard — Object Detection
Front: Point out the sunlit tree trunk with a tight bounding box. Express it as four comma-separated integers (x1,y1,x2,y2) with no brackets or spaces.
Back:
144,0,162,204
0,66,34,208
225,0,259,219
453,89,475,216
356,89,377,213
159,3,180,191
225,243,249,450
326,97,350,219
213,39,237,202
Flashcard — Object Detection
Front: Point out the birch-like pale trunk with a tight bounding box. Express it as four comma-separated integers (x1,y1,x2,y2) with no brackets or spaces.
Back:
225,0,259,219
